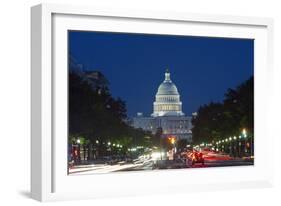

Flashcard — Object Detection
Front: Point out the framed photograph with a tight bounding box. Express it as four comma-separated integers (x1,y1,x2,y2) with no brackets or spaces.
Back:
31,3,274,201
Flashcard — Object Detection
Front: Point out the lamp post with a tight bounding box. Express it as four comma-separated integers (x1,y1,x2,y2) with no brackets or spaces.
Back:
238,136,242,157
107,141,111,157
168,136,176,160
76,138,81,164
94,139,100,159
242,128,247,157
251,135,254,157
228,137,232,156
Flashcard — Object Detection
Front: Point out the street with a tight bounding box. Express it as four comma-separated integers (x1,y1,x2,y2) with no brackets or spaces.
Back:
69,151,253,175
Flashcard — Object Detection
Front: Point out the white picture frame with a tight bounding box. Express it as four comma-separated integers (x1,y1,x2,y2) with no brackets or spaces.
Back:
31,3,274,202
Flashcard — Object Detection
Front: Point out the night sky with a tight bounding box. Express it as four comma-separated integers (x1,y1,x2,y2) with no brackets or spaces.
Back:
69,31,254,118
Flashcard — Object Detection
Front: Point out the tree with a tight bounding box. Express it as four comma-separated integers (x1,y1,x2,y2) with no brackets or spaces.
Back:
177,139,188,150
152,127,162,147
68,56,154,159
192,102,224,144
224,76,254,135
191,76,254,144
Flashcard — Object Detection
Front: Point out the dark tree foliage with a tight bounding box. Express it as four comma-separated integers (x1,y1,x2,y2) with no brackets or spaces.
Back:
192,76,253,144
192,102,224,144
68,56,151,148
177,139,188,150
224,76,254,135
153,127,162,147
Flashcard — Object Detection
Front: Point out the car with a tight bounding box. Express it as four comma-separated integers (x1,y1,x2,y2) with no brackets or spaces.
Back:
188,151,205,166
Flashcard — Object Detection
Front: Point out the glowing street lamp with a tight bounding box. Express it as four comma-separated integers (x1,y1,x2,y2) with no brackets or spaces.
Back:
242,128,247,138
107,142,111,146
76,138,81,144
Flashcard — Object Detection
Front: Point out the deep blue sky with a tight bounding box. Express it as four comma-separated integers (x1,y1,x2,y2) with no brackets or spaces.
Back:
69,31,254,117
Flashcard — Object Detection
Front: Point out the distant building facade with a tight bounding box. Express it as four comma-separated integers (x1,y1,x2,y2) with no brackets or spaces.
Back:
132,69,193,142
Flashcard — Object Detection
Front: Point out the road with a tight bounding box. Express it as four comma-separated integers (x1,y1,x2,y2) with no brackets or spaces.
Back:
69,152,253,175
69,162,150,175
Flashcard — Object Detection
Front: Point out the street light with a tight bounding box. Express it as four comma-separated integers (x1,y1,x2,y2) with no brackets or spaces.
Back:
108,142,111,146
168,136,176,156
242,128,247,138
75,138,81,164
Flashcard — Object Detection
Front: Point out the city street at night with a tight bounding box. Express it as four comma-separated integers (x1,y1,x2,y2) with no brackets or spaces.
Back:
68,30,254,175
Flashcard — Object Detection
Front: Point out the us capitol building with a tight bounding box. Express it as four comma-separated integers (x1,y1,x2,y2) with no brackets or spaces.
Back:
132,69,193,142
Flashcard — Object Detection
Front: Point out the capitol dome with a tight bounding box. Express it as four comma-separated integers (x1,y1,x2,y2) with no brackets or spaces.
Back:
156,76,179,95
151,69,184,117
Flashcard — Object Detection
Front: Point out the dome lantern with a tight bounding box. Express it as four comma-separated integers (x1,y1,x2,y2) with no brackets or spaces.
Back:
165,68,171,82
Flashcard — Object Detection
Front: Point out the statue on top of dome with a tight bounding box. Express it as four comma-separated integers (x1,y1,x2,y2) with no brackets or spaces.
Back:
165,68,171,82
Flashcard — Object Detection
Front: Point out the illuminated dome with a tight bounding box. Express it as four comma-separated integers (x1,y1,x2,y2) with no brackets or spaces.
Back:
156,73,179,95
151,69,184,117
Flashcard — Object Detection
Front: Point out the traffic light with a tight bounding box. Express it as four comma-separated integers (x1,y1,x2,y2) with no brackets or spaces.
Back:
168,136,176,145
